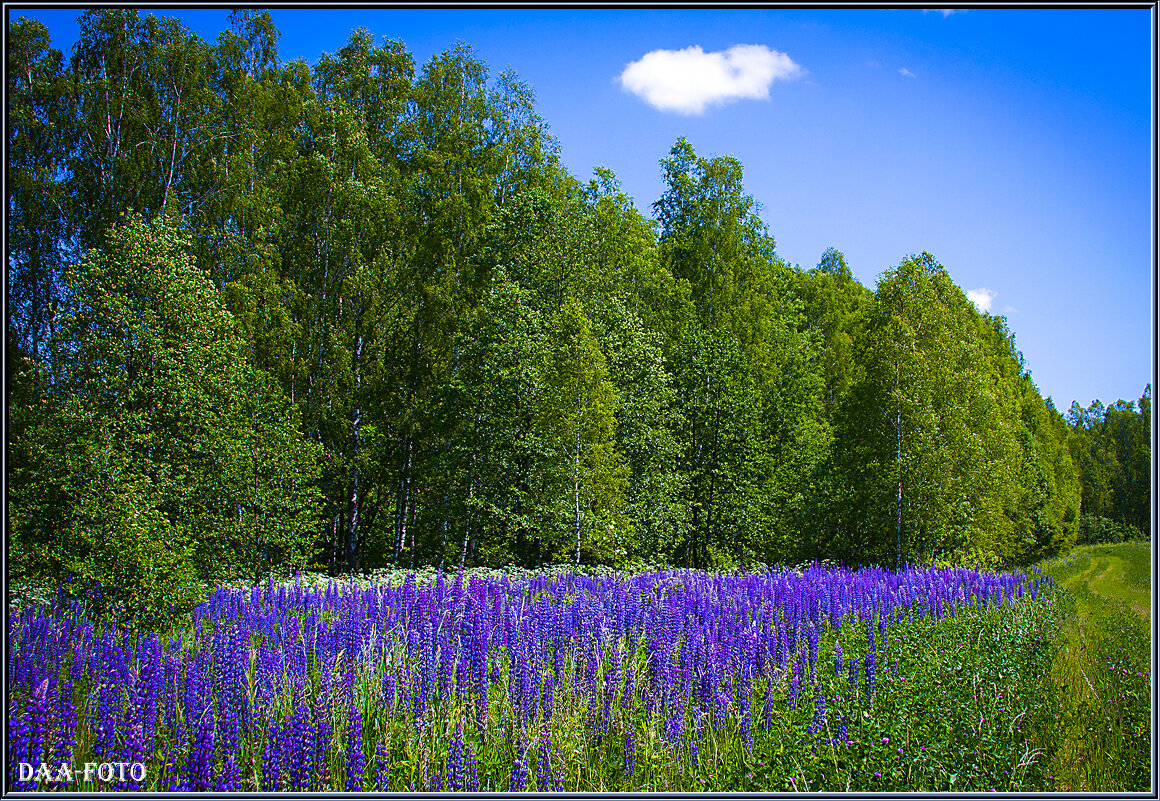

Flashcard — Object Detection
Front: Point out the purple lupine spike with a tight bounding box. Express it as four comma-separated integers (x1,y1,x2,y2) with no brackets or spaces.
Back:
262,714,283,791
448,721,466,791
788,654,802,710
623,720,637,778
138,634,162,754
40,670,64,771
123,723,147,791
738,675,753,755
691,706,704,768
465,739,479,792
533,727,551,791
375,741,390,791
311,699,332,790
288,704,309,788
9,701,32,791
346,704,364,791
807,690,827,736
184,705,213,791
509,739,528,791
834,706,849,748
55,673,77,770
26,677,50,777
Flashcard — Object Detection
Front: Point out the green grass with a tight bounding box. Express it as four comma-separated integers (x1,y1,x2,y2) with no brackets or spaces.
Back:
1040,543,1152,792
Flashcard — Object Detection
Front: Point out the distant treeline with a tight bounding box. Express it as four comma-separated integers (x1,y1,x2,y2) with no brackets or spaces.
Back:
7,10,1151,627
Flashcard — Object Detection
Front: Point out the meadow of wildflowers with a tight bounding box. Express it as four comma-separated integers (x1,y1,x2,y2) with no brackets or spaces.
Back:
8,563,1066,792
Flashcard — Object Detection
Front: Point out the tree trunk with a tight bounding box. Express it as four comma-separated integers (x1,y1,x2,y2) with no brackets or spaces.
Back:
393,437,412,566
704,399,720,568
895,358,903,571
330,509,341,576
346,328,364,572
574,393,582,567
461,476,475,567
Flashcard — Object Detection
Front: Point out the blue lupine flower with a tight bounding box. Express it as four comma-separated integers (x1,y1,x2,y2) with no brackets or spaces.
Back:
808,691,827,736
509,740,529,792
347,705,365,791
4,564,1048,792
465,740,479,793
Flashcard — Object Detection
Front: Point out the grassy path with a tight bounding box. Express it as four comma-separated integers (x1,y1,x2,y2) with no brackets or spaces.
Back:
1041,543,1152,792
1084,550,1150,622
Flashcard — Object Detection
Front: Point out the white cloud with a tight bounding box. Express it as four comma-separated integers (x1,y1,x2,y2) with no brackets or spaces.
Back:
967,288,997,313
618,44,803,115
899,67,916,78
923,9,964,17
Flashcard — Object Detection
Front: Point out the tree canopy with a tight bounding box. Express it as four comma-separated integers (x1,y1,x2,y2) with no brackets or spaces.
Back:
7,11,1149,629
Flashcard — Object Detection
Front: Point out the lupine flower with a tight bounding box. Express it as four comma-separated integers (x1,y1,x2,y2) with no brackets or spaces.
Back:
509,740,529,791
691,707,704,768
624,722,637,777
465,740,480,793
834,708,849,747
535,729,553,791
376,741,390,791
311,700,332,790
123,724,147,791
807,691,827,736
346,705,365,791
5,564,1047,793
9,704,32,791
190,705,215,791
26,678,49,776
864,646,877,706
738,678,753,754
262,715,282,790
448,721,466,791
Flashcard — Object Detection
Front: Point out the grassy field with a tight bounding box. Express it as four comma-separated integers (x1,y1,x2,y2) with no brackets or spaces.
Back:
1040,542,1152,792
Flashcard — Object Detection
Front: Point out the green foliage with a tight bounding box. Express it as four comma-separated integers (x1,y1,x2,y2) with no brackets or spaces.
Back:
1076,515,1131,545
8,215,321,630
443,271,546,567
1067,388,1151,541
535,298,631,565
654,138,828,568
797,248,873,413
824,253,1081,569
6,9,1146,585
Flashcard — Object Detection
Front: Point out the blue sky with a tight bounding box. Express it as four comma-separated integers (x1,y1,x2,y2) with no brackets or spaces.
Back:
11,7,1154,411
